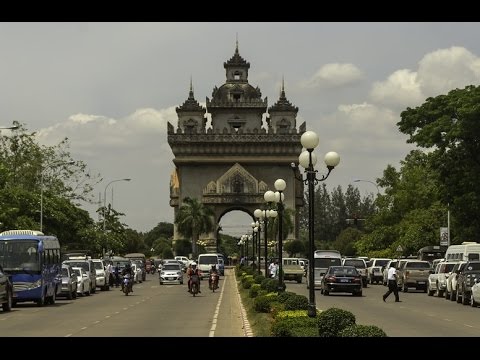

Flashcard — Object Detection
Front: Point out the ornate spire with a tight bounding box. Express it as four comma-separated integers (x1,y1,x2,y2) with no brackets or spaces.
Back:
268,78,298,113
176,79,205,112
224,37,250,69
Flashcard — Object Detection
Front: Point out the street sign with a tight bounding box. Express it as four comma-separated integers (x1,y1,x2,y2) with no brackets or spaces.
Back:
440,227,449,246
396,245,403,253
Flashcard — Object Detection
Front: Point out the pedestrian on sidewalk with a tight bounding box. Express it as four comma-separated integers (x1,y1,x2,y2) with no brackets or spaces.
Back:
383,262,400,302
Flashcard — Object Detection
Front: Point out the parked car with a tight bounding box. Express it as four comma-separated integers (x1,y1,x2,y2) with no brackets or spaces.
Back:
63,258,96,294
159,263,183,285
91,259,110,291
454,260,480,305
427,261,456,297
446,261,467,301
58,264,78,300
367,258,391,284
0,264,13,312
397,260,432,292
342,258,368,287
72,267,91,297
470,279,480,307
320,265,362,296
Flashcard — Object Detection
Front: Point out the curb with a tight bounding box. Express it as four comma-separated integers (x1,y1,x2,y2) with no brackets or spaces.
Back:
232,269,254,337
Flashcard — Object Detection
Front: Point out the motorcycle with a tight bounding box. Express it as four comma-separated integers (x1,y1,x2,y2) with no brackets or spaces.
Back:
122,274,132,296
190,274,200,297
209,272,219,292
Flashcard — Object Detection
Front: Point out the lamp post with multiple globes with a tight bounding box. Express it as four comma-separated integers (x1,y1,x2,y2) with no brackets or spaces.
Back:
291,130,340,317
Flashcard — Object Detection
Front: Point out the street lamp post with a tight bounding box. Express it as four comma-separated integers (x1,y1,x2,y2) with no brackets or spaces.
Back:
274,178,286,292
291,130,340,317
0,124,19,130
40,160,75,232
103,178,131,231
263,191,277,277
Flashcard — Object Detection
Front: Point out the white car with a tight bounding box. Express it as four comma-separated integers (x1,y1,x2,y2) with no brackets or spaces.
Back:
72,267,91,296
470,279,480,307
91,259,110,291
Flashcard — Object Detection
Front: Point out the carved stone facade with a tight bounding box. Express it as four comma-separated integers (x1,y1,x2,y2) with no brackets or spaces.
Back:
168,43,305,253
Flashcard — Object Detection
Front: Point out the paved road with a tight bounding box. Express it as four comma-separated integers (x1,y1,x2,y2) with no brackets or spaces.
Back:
286,279,480,336
0,268,247,337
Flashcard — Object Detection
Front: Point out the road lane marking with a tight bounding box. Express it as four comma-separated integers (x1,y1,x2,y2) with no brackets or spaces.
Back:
443,319,452,321
464,324,473,328
209,275,225,337
80,326,87,330
65,334,72,337
93,320,100,324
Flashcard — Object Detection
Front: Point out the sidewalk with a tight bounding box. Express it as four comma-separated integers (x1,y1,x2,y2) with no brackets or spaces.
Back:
211,267,253,337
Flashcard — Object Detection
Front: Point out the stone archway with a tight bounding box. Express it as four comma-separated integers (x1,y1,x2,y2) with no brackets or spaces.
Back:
167,44,306,255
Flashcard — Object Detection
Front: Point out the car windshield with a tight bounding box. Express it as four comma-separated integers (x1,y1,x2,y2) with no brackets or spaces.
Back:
331,267,358,276
374,260,390,267
93,261,103,269
315,258,341,268
343,259,365,268
73,269,81,277
61,268,69,276
405,262,431,269
466,262,480,271
65,261,89,272
199,255,218,265
163,264,180,271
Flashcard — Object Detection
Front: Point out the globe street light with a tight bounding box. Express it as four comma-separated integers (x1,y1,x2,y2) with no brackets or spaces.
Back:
103,178,131,232
291,130,340,317
353,178,380,195
264,190,277,277
40,160,75,232
274,178,286,292
254,209,263,275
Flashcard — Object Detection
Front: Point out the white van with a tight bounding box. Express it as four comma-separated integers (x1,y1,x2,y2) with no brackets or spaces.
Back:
445,242,480,262
196,253,220,280
307,250,342,289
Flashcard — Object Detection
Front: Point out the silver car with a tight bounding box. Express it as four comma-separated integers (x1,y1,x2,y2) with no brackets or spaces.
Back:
159,263,183,285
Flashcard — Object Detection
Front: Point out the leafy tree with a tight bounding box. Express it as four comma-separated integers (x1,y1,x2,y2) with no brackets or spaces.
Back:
175,197,214,257
284,239,305,257
333,227,363,256
144,222,174,248
162,248,174,259
174,239,192,256
398,85,480,242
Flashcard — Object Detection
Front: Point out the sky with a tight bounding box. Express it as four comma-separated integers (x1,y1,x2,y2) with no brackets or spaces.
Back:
1,22,479,236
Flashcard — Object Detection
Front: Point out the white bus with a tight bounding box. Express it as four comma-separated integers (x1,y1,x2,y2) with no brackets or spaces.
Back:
307,250,342,289
445,242,480,262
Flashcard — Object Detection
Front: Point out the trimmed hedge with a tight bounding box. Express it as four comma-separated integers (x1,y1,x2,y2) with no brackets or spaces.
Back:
254,293,279,313
271,316,318,337
283,294,309,311
276,291,297,304
254,274,266,284
317,307,356,337
339,324,387,337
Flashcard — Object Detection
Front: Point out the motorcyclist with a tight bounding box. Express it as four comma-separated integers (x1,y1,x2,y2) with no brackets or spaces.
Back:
121,263,134,292
188,262,201,293
208,263,219,290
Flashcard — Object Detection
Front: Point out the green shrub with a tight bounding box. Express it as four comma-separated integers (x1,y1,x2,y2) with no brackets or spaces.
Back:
270,301,285,318
249,283,261,298
339,324,387,337
317,307,356,337
271,316,318,337
242,278,254,289
241,275,254,286
261,278,280,293
276,291,297,303
254,274,266,284
257,289,268,297
284,294,309,311
254,293,279,313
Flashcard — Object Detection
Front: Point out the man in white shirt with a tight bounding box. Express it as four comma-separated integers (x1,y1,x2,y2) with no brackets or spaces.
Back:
382,263,400,302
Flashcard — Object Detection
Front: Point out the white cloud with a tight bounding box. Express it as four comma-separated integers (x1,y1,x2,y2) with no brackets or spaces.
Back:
417,46,480,96
370,46,480,109
302,63,364,88
370,69,423,108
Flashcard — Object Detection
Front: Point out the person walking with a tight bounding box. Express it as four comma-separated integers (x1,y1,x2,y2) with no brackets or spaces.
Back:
383,262,400,302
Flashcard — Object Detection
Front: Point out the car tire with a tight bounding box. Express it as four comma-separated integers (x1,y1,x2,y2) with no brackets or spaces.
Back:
462,290,469,305
471,295,478,307
403,284,408,293
427,284,434,296
2,288,12,312
323,289,329,296
67,289,73,300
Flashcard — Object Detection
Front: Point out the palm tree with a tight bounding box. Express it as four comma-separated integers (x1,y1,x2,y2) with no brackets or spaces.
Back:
175,197,215,258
